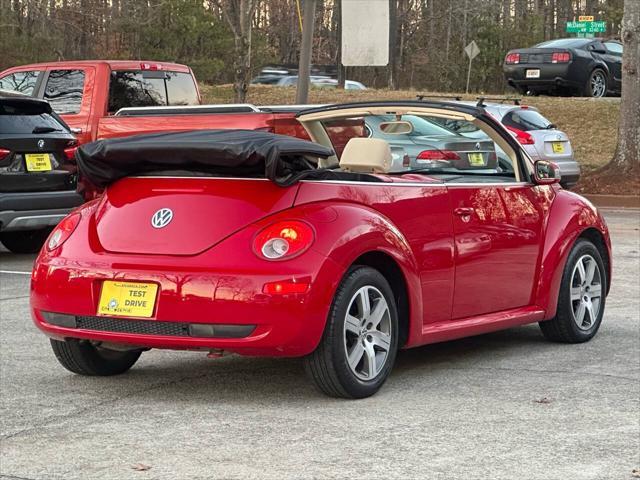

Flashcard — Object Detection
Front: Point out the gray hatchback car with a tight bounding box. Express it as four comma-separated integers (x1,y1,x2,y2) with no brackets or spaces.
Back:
432,102,581,188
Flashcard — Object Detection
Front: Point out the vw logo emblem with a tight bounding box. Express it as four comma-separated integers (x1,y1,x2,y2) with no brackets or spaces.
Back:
151,208,173,229
474,142,481,150
37,139,45,150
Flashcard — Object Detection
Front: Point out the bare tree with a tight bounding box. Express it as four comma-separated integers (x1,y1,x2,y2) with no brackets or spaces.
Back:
607,0,639,174
217,0,258,102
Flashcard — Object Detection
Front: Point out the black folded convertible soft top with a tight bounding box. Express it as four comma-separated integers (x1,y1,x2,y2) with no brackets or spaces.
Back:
76,129,335,188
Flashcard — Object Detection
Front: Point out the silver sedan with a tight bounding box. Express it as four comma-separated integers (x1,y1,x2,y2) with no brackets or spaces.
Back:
432,102,581,188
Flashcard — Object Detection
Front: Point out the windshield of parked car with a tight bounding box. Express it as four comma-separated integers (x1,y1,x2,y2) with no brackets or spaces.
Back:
502,109,553,131
426,116,481,134
0,100,68,134
535,38,591,48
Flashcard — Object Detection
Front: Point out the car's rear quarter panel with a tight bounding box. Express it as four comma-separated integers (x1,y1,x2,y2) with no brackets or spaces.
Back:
294,179,456,347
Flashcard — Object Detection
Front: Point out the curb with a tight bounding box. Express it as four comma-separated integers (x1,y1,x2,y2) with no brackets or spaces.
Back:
582,194,640,209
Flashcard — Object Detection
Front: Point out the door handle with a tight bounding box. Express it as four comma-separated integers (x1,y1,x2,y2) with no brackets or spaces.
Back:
70,127,83,134
454,207,475,216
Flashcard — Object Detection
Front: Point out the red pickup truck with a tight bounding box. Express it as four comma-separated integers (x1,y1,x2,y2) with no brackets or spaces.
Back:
0,60,311,145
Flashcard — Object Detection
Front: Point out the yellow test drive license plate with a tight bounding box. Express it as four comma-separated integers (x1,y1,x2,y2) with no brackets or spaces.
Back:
468,152,485,166
25,153,52,172
98,281,158,318
552,142,565,154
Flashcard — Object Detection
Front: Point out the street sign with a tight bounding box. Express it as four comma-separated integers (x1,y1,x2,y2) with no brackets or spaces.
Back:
464,41,480,93
566,20,606,33
464,40,480,60
578,15,594,22
341,0,389,66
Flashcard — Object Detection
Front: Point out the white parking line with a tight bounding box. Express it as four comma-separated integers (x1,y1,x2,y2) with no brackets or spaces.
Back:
0,270,31,275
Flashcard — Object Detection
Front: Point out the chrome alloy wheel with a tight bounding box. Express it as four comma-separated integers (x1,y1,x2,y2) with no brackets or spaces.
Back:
570,254,603,330
343,286,392,381
590,71,606,97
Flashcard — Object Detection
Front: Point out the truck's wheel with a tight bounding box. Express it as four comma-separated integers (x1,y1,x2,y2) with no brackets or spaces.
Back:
0,229,51,254
539,239,607,343
50,339,142,376
304,266,399,399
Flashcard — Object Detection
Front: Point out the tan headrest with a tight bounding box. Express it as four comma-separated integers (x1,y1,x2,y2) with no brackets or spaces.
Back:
339,138,392,174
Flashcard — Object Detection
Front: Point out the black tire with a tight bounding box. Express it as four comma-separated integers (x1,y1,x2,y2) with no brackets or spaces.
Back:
0,229,51,254
50,339,142,376
304,266,399,399
539,239,607,343
584,68,607,97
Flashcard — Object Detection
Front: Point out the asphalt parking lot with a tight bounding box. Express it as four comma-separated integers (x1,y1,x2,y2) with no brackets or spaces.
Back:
0,208,638,480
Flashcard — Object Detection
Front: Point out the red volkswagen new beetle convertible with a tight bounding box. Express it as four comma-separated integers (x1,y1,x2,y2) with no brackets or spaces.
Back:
30,101,611,398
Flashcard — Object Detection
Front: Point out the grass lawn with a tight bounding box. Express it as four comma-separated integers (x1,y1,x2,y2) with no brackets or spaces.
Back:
200,84,622,182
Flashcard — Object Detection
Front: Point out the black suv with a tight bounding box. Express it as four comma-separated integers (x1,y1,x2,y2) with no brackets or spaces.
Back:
0,93,84,253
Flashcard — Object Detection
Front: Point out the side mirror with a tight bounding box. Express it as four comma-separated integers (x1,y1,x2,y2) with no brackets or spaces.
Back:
533,160,561,185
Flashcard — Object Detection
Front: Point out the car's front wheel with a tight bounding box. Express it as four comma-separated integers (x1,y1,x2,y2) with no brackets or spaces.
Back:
539,239,607,343
50,339,142,376
304,266,399,398
0,229,51,254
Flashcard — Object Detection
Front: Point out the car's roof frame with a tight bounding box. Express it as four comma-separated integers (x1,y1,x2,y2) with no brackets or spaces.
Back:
296,100,531,182
296,100,484,118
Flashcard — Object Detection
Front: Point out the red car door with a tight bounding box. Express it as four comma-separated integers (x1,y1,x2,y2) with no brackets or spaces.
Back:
449,183,546,319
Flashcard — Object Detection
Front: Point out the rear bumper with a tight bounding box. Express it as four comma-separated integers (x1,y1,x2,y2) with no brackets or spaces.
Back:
504,64,582,91
0,190,84,231
30,247,343,357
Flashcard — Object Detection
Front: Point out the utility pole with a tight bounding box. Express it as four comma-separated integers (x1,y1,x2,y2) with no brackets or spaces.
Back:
336,0,345,88
296,0,317,104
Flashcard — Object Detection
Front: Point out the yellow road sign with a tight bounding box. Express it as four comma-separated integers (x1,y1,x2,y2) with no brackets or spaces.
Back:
578,15,595,22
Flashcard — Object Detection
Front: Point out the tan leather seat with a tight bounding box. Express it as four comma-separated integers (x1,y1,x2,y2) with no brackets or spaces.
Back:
339,138,392,174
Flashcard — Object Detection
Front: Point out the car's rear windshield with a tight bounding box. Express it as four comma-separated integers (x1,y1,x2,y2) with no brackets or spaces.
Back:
502,109,552,131
108,70,199,113
0,101,66,134
535,38,591,48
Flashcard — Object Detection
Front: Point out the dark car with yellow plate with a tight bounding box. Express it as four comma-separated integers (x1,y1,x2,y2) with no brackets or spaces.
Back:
0,92,83,253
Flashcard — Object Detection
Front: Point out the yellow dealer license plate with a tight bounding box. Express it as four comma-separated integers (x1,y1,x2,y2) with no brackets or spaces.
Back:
25,153,52,172
552,142,565,154
98,281,158,318
468,152,485,166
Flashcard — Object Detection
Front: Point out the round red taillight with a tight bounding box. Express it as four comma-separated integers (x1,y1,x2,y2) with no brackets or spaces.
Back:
253,220,315,261
47,213,81,251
